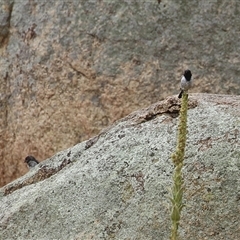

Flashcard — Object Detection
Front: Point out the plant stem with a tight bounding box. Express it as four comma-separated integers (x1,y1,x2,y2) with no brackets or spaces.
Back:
170,92,188,240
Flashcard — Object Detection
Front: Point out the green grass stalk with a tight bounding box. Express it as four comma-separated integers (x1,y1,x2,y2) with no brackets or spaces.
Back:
170,92,188,240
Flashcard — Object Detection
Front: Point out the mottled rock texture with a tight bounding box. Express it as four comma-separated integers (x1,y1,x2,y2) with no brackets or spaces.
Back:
0,94,239,239
0,0,240,186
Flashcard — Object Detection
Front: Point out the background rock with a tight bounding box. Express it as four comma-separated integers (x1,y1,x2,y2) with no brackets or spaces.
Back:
0,94,239,239
0,0,240,186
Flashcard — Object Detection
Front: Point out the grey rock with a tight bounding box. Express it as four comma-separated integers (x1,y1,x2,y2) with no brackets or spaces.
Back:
1,0,240,187
0,94,239,240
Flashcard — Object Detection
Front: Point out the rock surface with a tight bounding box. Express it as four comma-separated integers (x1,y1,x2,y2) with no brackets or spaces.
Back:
0,0,240,187
0,94,239,240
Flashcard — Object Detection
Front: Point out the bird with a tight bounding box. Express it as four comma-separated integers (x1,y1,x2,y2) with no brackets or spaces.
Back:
24,156,39,169
178,70,192,98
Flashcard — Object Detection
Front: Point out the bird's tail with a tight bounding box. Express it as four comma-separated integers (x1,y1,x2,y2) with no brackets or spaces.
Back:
178,90,183,98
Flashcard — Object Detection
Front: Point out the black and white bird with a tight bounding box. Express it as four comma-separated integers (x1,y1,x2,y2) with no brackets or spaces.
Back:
178,70,192,98
24,156,39,169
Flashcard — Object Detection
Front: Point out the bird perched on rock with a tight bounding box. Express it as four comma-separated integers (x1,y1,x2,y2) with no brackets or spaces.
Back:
24,156,39,169
178,69,192,98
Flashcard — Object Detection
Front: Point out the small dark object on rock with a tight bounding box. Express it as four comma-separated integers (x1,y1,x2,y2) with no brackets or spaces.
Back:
24,156,39,169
